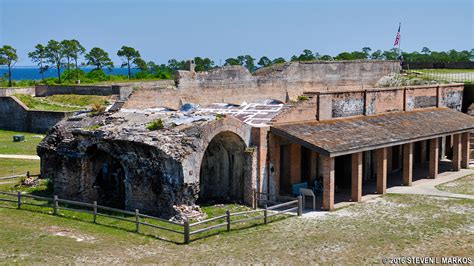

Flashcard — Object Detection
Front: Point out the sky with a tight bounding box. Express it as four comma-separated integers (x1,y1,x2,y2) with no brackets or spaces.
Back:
0,0,473,66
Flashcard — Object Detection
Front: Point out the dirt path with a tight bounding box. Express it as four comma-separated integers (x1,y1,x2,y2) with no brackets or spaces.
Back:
0,154,40,160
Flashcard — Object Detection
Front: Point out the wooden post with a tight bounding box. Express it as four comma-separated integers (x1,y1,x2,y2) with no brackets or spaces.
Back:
183,217,190,244
253,188,257,210
53,195,58,215
226,210,231,232
135,209,140,233
297,195,303,216
264,204,268,224
93,201,97,223
26,171,30,179
17,192,21,209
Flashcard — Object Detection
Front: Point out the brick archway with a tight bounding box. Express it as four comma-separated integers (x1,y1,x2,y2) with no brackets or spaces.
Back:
196,117,254,204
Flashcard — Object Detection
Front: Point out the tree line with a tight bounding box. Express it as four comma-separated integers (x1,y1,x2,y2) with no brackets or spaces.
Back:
0,42,473,87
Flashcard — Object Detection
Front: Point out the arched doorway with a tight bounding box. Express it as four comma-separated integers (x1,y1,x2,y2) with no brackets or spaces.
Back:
199,131,248,203
87,146,126,209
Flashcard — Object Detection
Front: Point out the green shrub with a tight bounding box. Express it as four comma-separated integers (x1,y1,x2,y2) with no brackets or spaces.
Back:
86,69,109,82
297,95,309,101
147,119,164,130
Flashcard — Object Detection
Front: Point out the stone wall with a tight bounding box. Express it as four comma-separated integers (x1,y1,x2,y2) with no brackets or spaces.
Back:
0,87,35,96
0,96,72,133
35,80,174,98
271,84,465,123
124,60,400,110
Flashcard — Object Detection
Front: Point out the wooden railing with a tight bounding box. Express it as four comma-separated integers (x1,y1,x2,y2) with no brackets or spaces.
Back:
0,191,302,244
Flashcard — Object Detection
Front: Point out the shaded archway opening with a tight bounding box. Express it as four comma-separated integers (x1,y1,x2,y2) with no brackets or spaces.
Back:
199,131,248,204
87,146,126,209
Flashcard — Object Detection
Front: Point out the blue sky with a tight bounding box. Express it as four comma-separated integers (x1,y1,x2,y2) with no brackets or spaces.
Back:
1,0,472,66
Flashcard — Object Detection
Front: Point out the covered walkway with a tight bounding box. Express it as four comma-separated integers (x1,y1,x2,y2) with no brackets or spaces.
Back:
270,108,474,211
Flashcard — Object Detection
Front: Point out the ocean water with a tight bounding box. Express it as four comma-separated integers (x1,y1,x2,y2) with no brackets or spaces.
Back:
0,66,139,80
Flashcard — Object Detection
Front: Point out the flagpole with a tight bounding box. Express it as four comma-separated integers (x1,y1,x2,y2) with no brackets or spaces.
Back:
398,22,402,57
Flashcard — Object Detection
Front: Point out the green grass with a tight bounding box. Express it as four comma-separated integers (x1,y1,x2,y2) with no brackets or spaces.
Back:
436,174,474,195
0,191,472,263
14,94,110,112
0,130,44,155
0,159,40,177
416,69,474,73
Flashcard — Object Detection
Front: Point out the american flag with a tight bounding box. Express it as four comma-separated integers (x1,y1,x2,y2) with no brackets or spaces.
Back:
393,23,401,46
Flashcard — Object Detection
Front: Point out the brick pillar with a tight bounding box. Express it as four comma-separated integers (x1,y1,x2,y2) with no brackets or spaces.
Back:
351,152,363,202
461,132,470,169
429,138,439,178
321,155,335,211
403,143,413,186
290,144,301,184
452,134,461,171
376,148,387,194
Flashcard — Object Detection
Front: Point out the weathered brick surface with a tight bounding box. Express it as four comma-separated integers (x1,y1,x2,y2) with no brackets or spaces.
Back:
461,132,470,168
351,152,363,202
321,155,335,211
452,134,461,171
429,138,439,178
403,143,413,186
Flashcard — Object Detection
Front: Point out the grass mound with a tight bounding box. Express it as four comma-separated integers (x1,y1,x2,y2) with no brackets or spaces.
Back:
14,94,109,112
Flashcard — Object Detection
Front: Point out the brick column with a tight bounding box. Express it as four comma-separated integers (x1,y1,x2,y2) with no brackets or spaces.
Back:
461,132,470,169
321,155,335,211
290,144,301,184
452,134,461,171
429,138,439,178
351,152,363,202
403,143,413,186
376,148,387,194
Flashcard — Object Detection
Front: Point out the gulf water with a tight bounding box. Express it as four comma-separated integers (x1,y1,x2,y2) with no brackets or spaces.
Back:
0,66,139,80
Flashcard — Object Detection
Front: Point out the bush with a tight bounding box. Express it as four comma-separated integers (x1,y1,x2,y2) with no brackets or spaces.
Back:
147,119,164,130
91,103,106,114
86,69,109,82
61,69,87,82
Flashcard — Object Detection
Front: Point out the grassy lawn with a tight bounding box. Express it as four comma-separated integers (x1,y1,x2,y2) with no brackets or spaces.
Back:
0,130,44,155
0,184,472,263
0,159,40,177
436,174,474,195
14,94,110,112
416,69,474,73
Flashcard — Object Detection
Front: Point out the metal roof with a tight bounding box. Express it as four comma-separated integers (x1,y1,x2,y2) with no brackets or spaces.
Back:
271,108,474,157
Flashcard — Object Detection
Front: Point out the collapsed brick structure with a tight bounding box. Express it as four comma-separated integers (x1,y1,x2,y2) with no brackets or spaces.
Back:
38,60,474,218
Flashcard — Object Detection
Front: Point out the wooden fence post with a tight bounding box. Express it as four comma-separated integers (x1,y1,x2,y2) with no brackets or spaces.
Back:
53,195,58,215
184,217,190,244
93,201,97,223
135,209,140,233
226,210,231,232
264,204,268,224
297,195,303,216
253,188,257,210
17,192,21,209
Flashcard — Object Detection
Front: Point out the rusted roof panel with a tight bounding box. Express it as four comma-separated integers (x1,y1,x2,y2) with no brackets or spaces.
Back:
271,108,474,157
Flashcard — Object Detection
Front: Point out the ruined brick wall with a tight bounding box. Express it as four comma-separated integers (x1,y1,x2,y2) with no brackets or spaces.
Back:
35,80,174,97
124,60,400,110
0,97,71,133
271,84,464,122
